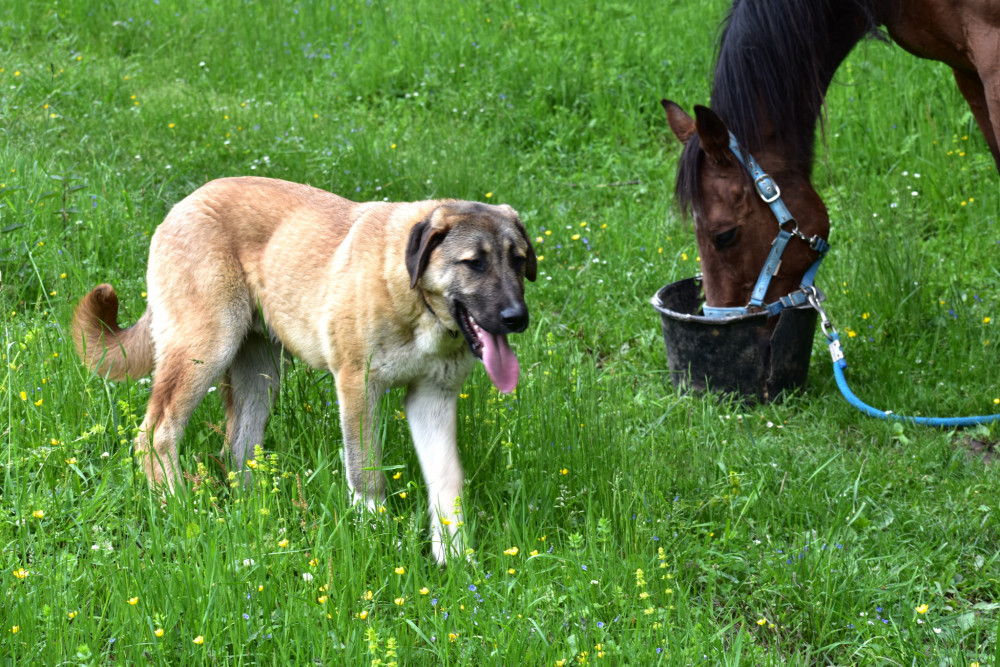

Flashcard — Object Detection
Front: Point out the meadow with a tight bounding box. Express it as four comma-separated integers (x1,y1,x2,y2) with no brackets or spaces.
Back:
3,0,1000,664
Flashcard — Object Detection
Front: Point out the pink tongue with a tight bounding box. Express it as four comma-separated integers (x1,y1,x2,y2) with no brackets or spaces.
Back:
480,330,520,393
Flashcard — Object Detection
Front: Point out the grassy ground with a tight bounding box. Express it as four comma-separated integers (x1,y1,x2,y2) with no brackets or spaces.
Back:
3,0,1000,664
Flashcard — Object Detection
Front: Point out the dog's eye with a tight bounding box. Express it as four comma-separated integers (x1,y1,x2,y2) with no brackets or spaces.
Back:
713,227,739,250
463,258,486,272
511,255,526,271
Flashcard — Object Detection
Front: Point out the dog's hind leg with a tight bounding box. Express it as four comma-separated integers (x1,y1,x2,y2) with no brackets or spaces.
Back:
336,368,387,510
404,382,464,565
134,219,256,490
137,343,240,492
221,331,285,481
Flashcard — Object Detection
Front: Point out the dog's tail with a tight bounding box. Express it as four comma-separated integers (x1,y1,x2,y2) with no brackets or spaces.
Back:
72,284,154,381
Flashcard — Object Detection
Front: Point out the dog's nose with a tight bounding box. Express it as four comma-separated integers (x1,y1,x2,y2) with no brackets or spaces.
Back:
500,303,529,333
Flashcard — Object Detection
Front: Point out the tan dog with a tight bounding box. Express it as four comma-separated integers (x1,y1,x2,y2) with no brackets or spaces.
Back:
73,176,536,563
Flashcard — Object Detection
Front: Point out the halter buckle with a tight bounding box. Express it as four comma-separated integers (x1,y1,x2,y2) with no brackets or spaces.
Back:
753,174,781,203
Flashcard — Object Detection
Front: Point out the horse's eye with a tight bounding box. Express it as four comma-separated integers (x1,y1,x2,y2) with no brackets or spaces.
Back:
713,227,739,250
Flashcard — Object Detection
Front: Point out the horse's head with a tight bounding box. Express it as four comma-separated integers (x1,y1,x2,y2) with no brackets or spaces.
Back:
662,100,830,314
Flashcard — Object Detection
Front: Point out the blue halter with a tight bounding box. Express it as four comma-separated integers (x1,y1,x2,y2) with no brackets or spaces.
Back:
701,133,830,319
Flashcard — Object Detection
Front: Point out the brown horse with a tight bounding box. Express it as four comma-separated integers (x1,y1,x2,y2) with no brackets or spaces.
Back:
663,0,1000,316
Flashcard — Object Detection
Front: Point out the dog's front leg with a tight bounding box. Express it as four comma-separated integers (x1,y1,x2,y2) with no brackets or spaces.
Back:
336,368,387,510
404,382,464,565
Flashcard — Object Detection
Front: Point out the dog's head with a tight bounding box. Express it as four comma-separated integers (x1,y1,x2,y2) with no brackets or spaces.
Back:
406,201,536,393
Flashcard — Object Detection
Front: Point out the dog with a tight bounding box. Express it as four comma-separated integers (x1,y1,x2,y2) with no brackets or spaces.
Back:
72,176,536,563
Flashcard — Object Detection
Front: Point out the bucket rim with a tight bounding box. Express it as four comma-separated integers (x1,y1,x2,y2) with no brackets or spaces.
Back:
650,276,824,324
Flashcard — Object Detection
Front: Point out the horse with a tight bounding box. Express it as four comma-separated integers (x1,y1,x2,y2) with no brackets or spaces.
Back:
662,0,1000,321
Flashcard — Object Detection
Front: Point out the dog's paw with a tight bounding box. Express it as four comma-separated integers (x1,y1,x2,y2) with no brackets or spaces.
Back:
431,544,477,568
430,529,470,567
348,487,389,535
348,487,384,513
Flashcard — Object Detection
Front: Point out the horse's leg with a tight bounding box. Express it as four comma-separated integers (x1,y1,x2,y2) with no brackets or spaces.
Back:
952,68,1000,170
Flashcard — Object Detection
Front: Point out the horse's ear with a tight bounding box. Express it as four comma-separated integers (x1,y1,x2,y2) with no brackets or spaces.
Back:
662,99,695,145
693,105,733,164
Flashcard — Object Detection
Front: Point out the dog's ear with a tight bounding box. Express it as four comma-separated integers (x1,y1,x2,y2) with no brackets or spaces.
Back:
406,212,450,288
508,213,537,282
519,226,538,282
525,245,537,282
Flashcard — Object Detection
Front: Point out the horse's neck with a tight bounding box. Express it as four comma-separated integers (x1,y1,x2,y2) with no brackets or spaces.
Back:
712,0,879,171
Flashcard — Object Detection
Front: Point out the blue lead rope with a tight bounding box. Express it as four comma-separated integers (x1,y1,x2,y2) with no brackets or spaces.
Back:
806,289,1000,427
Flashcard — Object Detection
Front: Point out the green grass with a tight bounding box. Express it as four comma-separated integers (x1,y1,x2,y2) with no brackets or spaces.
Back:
3,0,1000,664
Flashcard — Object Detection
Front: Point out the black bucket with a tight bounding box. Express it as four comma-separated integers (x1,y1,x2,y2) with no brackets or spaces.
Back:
650,277,822,403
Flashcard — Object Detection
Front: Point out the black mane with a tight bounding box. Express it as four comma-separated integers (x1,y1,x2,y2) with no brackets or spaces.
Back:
675,0,883,217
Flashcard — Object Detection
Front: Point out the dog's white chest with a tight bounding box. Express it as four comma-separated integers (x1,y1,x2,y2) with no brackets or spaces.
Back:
374,322,476,389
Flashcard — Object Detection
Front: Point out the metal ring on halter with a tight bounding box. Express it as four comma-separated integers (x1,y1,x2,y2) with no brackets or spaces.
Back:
803,286,833,336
